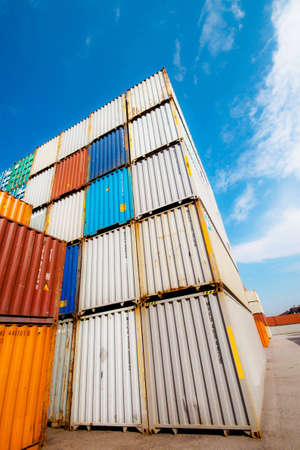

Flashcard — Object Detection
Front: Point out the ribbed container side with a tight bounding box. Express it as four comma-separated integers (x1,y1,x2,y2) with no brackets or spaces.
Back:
127,70,170,119
90,96,125,143
89,127,128,181
141,293,249,431
51,148,88,201
266,313,300,326
79,225,139,312
0,190,32,226
136,203,213,298
129,102,179,161
84,168,133,237
48,190,85,242
30,207,47,232
245,290,264,315
7,153,34,191
0,168,12,191
24,167,55,208
71,308,143,427
0,218,66,320
222,291,266,423
31,136,59,176
9,184,26,199
60,244,80,315
0,324,55,450
48,319,74,426
59,118,89,161
132,144,194,217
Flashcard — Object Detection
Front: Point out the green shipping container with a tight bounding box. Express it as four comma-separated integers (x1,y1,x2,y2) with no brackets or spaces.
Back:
7,152,34,191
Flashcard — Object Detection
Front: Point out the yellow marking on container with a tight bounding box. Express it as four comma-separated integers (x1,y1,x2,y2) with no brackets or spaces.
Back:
184,155,192,176
43,283,49,292
88,114,93,135
200,218,213,255
227,326,245,379
67,183,70,188
120,203,126,212
106,187,109,192
60,300,67,307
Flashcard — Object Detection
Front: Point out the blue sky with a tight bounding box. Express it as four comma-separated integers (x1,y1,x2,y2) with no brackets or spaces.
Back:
0,0,299,315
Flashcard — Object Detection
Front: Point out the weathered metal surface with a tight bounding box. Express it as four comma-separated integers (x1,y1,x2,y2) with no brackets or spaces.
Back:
129,101,179,161
58,118,89,161
0,190,32,226
51,148,88,201
132,143,194,217
0,324,56,450
24,167,55,208
0,217,66,320
48,319,74,426
136,203,213,298
60,244,80,315
84,168,133,237
127,70,170,119
79,224,139,312
47,190,85,242
141,293,250,431
30,207,47,232
89,95,125,143
7,153,34,191
0,167,12,191
31,136,59,176
71,307,145,428
88,127,128,181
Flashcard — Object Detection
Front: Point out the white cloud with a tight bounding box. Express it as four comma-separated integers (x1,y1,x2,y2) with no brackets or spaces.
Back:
230,184,256,222
114,7,120,23
221,124,234,143
202,62,211,75
173,39,186,82
198,0,244,56
233,207,300,262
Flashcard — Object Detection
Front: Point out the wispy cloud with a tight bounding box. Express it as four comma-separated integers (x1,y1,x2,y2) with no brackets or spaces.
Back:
230,184,256,222
114,7,120,23
202,62,211,75
173,38,186,82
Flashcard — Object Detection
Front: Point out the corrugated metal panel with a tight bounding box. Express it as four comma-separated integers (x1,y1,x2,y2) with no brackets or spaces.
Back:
132,144,194,217
89,127,128,181
0,324,55,450
245,290,264,315
30,207,47,232
0,190,32,226
0,168,12,191
47,190,85,242
48,319,74,426
84,168,133,237
127,70,170,119
24,167,55,208
266,313,300,326
90,96,125,143
79,225,139,312
31,136,59,176
270,323,300,335
71,307,143,428
0,217,66,320
51,148,88,201
59,118,89,161
60,244,80,315
136,203,213,298
7,153,34,191
141,293,249,431
9,184,26,199
129,102,179,161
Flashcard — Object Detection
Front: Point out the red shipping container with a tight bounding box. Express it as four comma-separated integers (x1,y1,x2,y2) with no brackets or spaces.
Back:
266,313,300,327
51,147,88,201
0,217,66,321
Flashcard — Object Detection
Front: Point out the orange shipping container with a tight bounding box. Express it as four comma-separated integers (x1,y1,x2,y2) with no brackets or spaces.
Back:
0,190,32,226
266,313,300,327
51,147,88,201
0,324,56,450
253,314,269,348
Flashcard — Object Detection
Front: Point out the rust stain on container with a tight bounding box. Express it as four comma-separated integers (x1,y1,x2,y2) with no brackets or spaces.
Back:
0,324,56,450
0,217,66,320
0,190,32,226
51,147,88,201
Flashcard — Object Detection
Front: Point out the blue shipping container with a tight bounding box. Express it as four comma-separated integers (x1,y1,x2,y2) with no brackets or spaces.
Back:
84,168,133,237
59,244,80,315
88,127,128,181
0,168,12,191
9,184,26,199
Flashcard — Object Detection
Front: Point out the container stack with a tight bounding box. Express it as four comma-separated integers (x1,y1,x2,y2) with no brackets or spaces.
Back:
0,191,66,450
0,69,266,439
246,290,271,347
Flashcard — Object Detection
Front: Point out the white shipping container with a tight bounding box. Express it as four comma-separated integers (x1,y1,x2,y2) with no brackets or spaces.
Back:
127,70,170,119
48,319,74,426
59,118,89,160
79,224,139,312
30,207,47,232
269,323,300,335
71,308,146,429
90,96,125,143
24,167,55,208
136,203,213,298
31,136,59,176
129,102,179,161
47,190,85,242
245,290,265,315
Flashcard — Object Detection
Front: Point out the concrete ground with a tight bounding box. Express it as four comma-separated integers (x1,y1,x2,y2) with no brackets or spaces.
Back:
46,333,300,450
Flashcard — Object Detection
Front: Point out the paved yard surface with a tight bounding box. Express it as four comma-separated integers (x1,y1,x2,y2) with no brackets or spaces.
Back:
46,333,300,449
